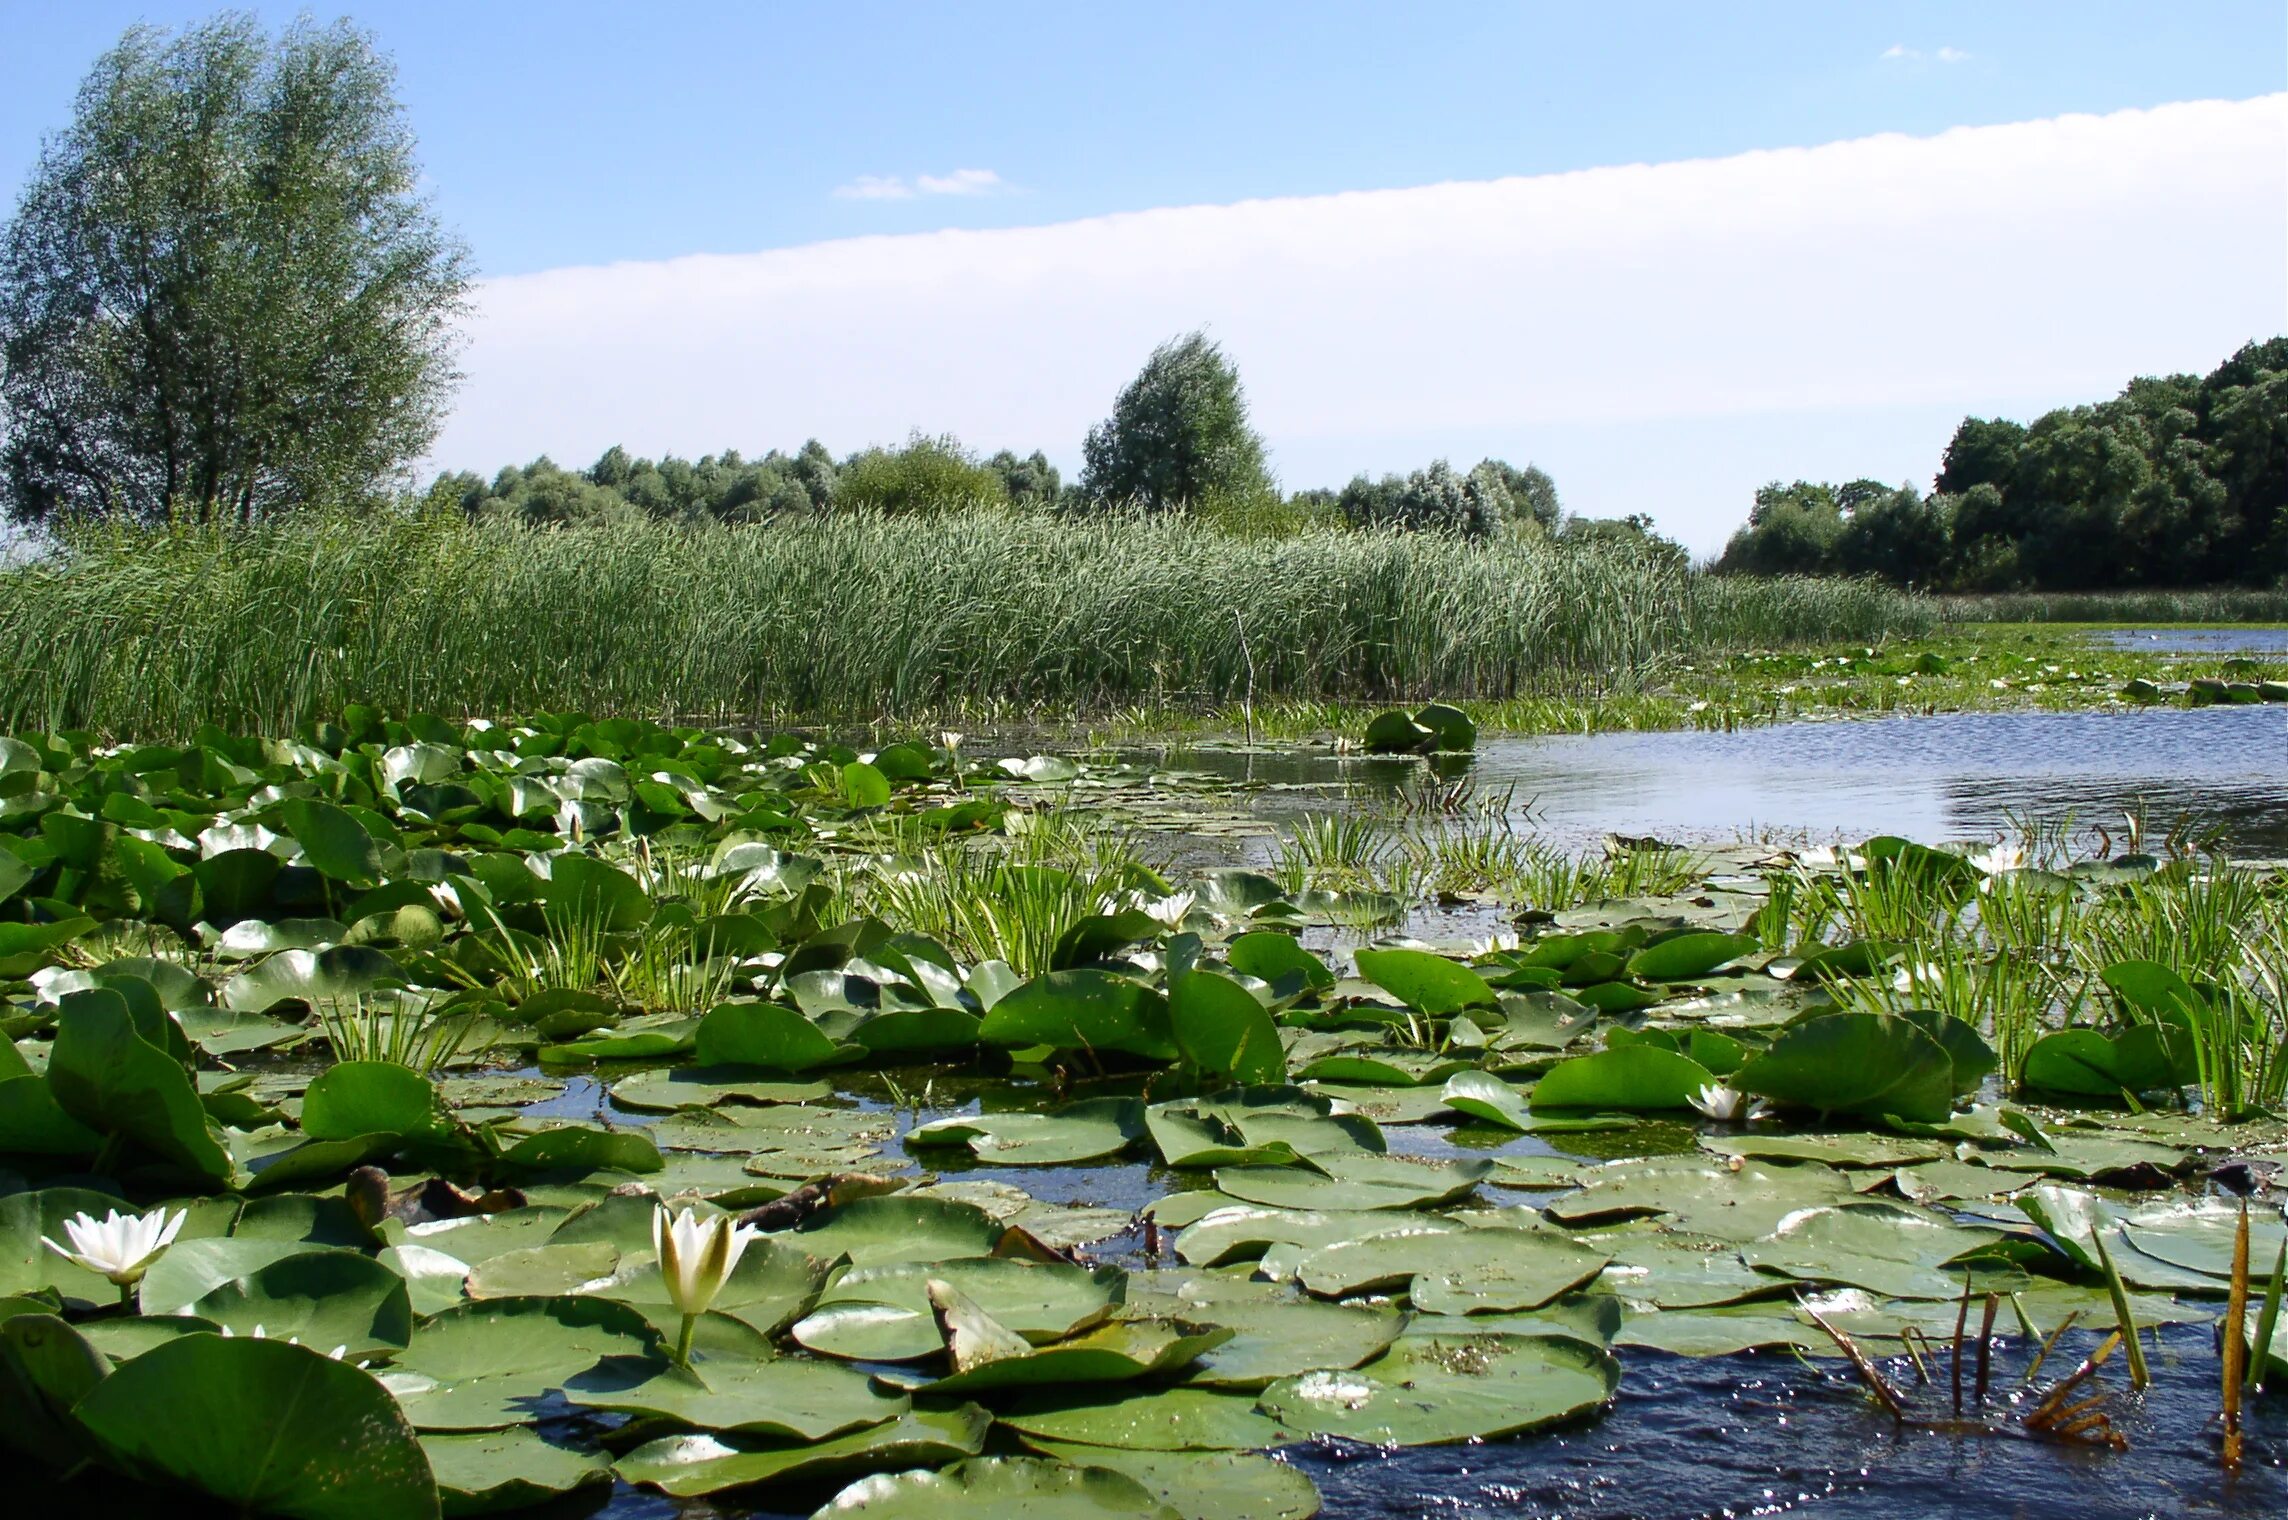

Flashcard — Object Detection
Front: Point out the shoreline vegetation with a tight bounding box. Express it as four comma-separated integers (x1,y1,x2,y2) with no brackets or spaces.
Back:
8,512,2283,746
7,511,1920,740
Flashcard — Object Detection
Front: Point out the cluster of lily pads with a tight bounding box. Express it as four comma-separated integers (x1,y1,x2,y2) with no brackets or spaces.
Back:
0,709,2281,1517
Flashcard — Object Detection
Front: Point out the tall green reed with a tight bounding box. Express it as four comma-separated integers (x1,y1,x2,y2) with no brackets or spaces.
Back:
2,511,1931,738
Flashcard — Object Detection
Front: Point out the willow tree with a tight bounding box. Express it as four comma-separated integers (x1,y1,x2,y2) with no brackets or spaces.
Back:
0,14,470,522
1080,332,1273,512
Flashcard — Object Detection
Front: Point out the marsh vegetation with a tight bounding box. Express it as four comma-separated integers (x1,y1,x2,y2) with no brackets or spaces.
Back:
0,510,1924,738
0,705,2281,1517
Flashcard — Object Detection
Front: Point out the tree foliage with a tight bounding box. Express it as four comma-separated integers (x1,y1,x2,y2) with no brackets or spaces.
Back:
1080,332,1273,511
449,441,840,525
985,448,1062,507
1716,340,2288,589
0,14,470,522
1478,459,1562,530
1339,460,1510,538
836,433,1008,514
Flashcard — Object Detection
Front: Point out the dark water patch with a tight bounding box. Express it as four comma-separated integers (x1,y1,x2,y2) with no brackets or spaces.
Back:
1292,1329,2283,1520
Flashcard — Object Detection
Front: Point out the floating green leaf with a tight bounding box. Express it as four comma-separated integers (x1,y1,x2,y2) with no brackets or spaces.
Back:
615,1406,991,1498
75,1335,440,1520
818,1456,1183,1518
1257,1331,1616,1445
1732,1011,1956,1124
1531,1046,1713,1112
1352,949,1497,1016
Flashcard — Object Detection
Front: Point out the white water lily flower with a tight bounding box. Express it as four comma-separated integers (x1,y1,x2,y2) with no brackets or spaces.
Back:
1471,930,1520,956
1141,891,1195,933
1965,842,2026,875
1687,1084,1770,1123
1893,960,1943,995
43,1206,185,1286
653,1205,759,1318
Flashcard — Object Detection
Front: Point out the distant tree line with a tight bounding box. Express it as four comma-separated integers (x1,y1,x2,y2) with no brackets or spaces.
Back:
424,436,1065,523
421,330,1627,549
1716,340,2288,589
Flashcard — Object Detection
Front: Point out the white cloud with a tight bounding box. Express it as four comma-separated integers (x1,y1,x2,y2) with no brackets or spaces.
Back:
831,174,914,201
915,168,1008,196
832,167,1008,201
1935,46,1970,63
1882,43,1913,60
1882,44,1969,63
440,97,2288,553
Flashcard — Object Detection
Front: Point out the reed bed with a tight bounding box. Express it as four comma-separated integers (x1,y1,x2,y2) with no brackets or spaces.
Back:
1934,588,2288,624
3,510,1928,737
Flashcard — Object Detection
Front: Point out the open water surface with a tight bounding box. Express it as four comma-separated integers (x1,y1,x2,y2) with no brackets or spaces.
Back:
2093,628,2288,657
1129,704,2288,858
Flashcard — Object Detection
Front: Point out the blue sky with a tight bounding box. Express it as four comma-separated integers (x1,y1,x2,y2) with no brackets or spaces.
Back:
2,3,2283,548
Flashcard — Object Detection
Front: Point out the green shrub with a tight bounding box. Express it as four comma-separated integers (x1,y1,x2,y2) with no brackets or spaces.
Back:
835,434,1008,514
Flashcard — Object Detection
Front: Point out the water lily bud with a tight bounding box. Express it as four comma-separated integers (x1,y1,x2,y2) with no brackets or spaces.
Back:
652,1204,759,1318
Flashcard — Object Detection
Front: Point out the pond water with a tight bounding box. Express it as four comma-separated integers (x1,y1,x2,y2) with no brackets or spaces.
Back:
1130,705,2288,859
587,1328,2283,1520
557,1066,2287,1520
1289,1330,2286,1520
2093,627,2288,657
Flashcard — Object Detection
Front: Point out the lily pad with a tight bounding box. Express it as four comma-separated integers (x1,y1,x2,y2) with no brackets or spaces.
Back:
1614,1305,1824,1356
979,971,1177,1062
923,1317,1232,1394
1002,1385,1305,1451
694,1001,848,1073
1169,967,1286,1085
1733,1012,1956,1125
1545,1156,1861,1242
568,1352,909,1439
817,1457,1182,1518
422,1427,612,1515
1530,1047,1714,1112
76,1335,439,1520
1739,1202,2007,1300
1625,932,1757,981
1294,1226,1609,1310
1021,1444,1321,1520
791,1195,1007,1266
1214,1154,1488,1212
1175,1205,1459,1268
187,1248,416,1357
609,1068,834,1111
1184,1298,1403,1388
794,1258,1124,1362
615,1405,992,1498
906,1097,1145,1167
1257,1331,1617,1445
1352,949,1497,1015
385,1295,662,1430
